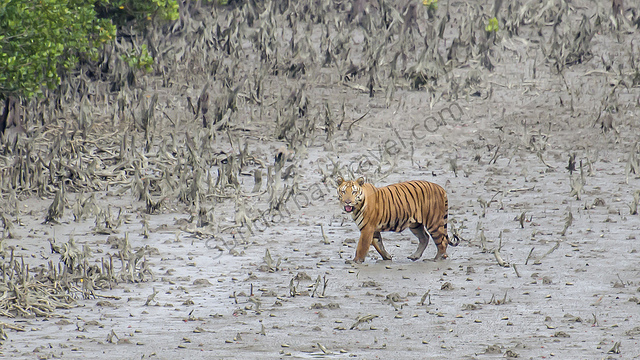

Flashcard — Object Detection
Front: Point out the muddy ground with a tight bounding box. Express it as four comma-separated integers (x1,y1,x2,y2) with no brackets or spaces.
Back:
1,0,640,359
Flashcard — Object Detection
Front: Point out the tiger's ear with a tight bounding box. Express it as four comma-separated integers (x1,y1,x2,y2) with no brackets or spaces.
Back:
336,177,345,186
356,177,365,186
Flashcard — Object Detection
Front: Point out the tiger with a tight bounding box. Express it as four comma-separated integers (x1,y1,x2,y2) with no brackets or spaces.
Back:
336,177,459,264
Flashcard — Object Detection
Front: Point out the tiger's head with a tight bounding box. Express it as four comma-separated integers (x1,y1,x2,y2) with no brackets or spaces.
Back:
336,177,366,213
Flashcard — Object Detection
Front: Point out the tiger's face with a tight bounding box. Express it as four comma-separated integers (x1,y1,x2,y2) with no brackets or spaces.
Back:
336,177,366,213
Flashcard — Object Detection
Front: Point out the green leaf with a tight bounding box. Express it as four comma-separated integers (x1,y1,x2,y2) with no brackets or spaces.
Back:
485,17,499,33
422,0,438,10
1,0,175,100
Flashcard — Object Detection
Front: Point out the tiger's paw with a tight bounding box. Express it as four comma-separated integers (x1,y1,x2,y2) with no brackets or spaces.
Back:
407,254,421,261
434,253,449,261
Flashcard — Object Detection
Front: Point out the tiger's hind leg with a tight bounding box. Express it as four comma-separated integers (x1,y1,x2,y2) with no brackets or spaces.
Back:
372,231,393,260
428,223,450,261
408,225,429,261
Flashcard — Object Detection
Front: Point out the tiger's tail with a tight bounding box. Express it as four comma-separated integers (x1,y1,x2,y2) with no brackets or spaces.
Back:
443,195,460,247
449,233,461,247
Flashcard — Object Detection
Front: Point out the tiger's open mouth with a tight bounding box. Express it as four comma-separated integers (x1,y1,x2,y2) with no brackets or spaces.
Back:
344,205,354,213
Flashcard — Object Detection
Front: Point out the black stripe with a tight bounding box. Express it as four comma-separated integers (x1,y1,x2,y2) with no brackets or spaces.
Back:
387,187,402,231
386,187,399,231
405,182,423,222
417,182,428,205
417,182,429,223
396,183,415,231
392,186,406,221
380,189,392,228
397,184,413,216
392,186,407,230
395,184,412,223
404,183,419,207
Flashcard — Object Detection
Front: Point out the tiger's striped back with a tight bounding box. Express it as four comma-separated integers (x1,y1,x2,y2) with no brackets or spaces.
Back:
374,180,448,233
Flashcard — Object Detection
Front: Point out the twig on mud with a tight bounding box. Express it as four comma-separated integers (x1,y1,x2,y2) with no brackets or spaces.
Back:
508,187,535,193
625,142,639,184
264,249,281,272
536,150,555,169
449,157,459,177
569,162,585,200
88,292,122,300
494,248,508,267
350,314,379,330
489,145,501,164
607,341,621,354
289,277,298,297
162,111,176,126
560,209,573,236
106,329,119,344
144,288,159,306
322,275,329,297
480,229,489,253
252,169,262,193
418,290,431,306
494,236,507,266
248,297,262,312
493,231,509,267
558,70,575,114
346,110,371,138
614,274,627,288
45,186,66,224
489,191,502,205
534,242,560,264
566,153,577,174
0,322,25,332
628,190,640,215
320,224,330,245
512,264,521,277
477,198,488,218
342,82,371,94
317,342,332,355
525,247,535,265
488,290,509,305
384,293,402,310
337,100,346,130
311,275,322,298
516,211,526,228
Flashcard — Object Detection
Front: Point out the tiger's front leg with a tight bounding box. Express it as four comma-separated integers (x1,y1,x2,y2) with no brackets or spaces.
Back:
353,227,375,263
372,231,392,260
